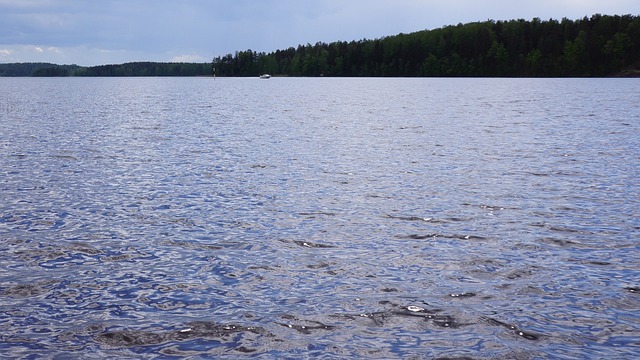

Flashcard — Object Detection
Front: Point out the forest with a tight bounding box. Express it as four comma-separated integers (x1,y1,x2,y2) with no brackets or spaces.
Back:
1,14,639,77
72,62,212,77
0,62,80,77
0,62,210,77
212,14,640,77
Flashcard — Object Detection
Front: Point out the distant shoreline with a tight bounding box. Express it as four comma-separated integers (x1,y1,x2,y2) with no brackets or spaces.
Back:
2,14,640,78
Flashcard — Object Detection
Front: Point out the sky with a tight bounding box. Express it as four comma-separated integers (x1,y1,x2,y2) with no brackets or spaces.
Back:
1,0,639,66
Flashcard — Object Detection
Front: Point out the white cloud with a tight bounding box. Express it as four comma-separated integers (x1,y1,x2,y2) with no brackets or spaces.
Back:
1,0,639,65
0,0,59,8
171,54,207,63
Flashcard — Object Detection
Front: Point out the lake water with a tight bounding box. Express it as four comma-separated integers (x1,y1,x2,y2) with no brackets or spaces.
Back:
1,77,639,359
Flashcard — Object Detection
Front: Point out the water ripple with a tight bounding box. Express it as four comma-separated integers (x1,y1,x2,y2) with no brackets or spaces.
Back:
1,77,638,359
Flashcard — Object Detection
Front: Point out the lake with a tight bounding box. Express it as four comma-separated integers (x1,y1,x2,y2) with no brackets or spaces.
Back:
1,77,639,359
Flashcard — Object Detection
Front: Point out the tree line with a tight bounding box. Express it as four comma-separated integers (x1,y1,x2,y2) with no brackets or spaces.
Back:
73,62,211,76
212,14,640,77
0,62,212,77
0,63,80,76
1,14,639,77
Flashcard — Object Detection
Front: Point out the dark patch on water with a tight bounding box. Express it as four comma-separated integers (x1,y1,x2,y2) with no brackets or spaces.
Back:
1,281,57,297
385,214,444,223
298,211,338,217
96,321,269,347
397,233,488,240
480,317,542,341
449,292,477,299
277,315,336,334
279,239,337,248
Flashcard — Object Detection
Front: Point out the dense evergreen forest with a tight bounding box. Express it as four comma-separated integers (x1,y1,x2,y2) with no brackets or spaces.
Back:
0,62,81,76
0,61,211,77
72,62,212,76
1,14,639,77
213,14,640,77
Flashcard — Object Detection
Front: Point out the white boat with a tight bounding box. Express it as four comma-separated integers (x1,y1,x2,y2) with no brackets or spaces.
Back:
259,74,271,79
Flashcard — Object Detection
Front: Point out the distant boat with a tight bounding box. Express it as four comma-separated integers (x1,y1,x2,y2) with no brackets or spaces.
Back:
259,74,271,79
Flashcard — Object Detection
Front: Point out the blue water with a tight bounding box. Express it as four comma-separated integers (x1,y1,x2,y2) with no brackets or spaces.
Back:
1,77,639,359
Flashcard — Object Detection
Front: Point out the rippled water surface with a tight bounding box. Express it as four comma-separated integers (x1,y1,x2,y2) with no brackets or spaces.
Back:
1,77,639,359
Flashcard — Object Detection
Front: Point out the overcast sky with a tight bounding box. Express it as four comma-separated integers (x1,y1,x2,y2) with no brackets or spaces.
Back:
1,0,639,66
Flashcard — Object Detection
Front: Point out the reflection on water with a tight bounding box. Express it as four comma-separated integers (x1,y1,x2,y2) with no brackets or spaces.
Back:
1,77,639,359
